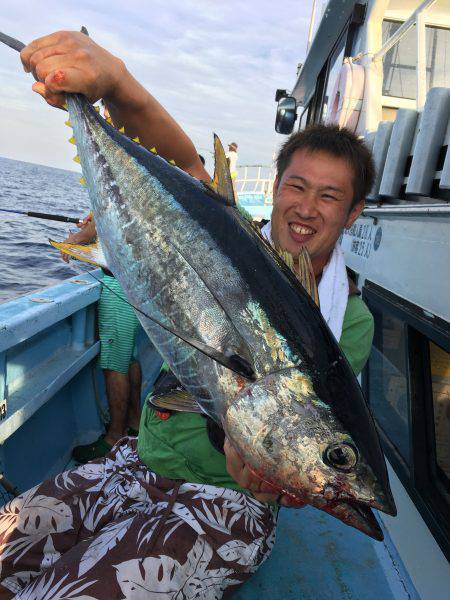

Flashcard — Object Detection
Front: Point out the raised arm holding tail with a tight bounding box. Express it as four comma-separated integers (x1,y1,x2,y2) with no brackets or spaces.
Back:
20,31,210,182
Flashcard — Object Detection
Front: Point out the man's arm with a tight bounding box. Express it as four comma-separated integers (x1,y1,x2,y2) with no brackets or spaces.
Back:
20,31,210,182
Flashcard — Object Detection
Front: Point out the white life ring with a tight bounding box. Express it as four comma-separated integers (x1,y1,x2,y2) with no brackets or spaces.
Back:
325,58,365,132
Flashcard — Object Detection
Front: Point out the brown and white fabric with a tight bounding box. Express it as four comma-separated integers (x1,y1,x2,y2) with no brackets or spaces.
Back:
0,438,277,599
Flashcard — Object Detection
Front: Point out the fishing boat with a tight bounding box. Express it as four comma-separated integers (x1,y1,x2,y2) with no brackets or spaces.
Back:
0,0,449,597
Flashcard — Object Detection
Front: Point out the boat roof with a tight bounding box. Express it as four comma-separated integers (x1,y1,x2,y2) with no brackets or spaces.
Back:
292,0,358,107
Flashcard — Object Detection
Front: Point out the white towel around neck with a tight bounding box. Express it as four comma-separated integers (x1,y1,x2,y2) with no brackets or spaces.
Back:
260,221,348,341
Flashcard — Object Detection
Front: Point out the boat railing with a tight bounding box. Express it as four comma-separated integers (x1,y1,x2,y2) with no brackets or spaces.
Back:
235,165,275,205
0,271,161,494
0,273,102,448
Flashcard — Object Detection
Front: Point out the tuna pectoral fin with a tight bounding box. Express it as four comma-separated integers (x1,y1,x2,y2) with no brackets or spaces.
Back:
208,134,236,205
149,390,203,413
49,239,109,269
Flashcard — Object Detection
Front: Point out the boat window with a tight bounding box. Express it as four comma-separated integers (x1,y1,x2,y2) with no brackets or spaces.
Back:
367,309,410,465
320,37,346,122
429,341,450,486
382,20,417,100
426,25,450,89
298,105,310,131
362,281,450,561
382,20,450,100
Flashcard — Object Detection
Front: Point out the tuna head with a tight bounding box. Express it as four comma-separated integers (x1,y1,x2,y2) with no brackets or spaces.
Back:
223,367,396,540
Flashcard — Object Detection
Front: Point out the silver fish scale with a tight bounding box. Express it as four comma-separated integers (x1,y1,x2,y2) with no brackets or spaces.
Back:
69,96,305,420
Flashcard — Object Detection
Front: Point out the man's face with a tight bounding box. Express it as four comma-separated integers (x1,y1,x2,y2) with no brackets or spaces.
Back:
271,149,364,274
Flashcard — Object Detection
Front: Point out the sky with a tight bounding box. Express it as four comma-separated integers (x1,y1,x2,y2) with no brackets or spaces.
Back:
0,0,314,173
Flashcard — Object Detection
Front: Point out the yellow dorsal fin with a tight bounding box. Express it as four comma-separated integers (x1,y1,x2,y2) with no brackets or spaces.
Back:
132,136,140,143
73,155,81,164
118,126,125,133
68,136,76,145
275,246,319,307
79,176,86,186
106,117,113,125
169,159,176,165
212,134,236,205
150,147,157,154
64,120,72,127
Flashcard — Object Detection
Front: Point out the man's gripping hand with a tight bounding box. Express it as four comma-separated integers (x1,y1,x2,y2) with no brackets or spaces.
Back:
224,437,307,507
60,216,97,263
20,31,126,109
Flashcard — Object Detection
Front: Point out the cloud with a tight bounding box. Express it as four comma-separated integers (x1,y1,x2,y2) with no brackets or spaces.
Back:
0,0,312,172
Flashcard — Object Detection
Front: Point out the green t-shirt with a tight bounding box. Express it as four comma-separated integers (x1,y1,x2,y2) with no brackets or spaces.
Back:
137,294,374,488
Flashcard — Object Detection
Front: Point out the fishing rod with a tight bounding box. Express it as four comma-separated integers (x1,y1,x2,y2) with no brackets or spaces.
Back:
0,208,81,224
0,27,88,228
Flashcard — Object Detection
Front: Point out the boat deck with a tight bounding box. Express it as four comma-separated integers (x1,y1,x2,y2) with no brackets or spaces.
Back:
237,506,417,599
0,272,420,598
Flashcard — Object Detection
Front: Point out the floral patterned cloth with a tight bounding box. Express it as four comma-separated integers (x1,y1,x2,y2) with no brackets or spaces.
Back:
0,438,277,599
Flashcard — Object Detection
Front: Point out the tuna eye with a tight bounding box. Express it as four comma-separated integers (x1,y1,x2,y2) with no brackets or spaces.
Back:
324,443,358,472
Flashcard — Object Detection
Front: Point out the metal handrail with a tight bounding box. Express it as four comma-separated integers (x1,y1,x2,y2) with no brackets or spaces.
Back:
373,0,437,62
235,165,275,201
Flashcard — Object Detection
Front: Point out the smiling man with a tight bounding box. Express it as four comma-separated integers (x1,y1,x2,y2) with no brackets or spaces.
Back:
0,31,375,600
271,128,371,276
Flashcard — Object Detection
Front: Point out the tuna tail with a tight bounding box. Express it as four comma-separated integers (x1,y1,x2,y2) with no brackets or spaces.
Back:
0,33,259,385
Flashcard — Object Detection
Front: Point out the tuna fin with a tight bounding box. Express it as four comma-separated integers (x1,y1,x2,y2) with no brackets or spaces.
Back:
149,390,202,414
49,239,108,269
80,269,256,381
211,134,236,205
275,246,319,307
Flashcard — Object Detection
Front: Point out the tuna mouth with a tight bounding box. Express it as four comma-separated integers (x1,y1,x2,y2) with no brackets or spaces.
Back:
327,501,384,541
281,488,388,541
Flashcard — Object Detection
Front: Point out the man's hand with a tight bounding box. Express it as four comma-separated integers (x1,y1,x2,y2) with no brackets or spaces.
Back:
60,217,96,263
224,438,307,507
19,31,209,182
20,31,126,110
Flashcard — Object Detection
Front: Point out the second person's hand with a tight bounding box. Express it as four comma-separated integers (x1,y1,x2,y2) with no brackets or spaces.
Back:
224,438,307,507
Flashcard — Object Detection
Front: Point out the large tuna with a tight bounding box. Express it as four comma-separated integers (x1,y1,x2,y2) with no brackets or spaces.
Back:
1,31,396,540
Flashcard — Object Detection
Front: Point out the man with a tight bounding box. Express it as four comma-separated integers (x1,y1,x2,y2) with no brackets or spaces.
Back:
61,214,142,462
0,31,374,599
225,142,238,179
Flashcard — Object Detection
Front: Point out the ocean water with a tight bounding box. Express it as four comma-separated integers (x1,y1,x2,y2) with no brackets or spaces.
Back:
0,156,90,303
